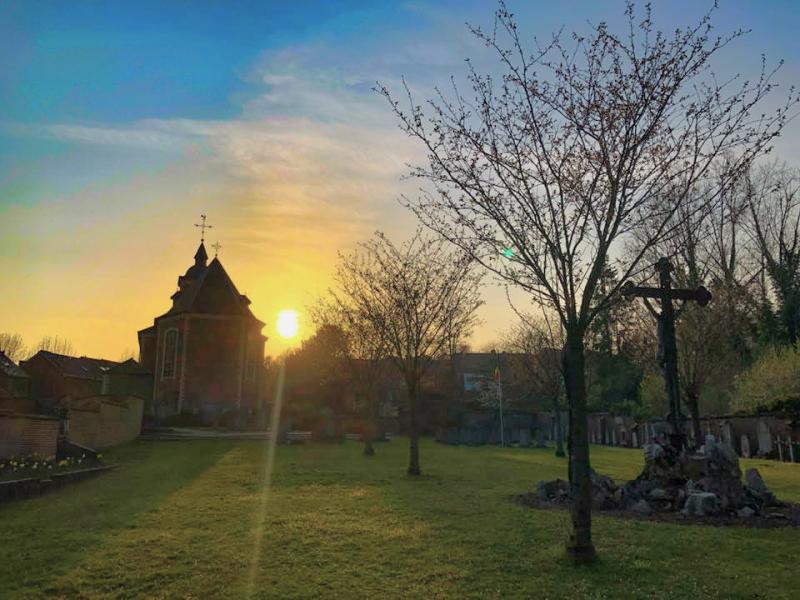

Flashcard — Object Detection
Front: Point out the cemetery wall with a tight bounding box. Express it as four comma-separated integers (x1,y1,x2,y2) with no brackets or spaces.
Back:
67,395,144,449
588,413,799,462
0,411,59,459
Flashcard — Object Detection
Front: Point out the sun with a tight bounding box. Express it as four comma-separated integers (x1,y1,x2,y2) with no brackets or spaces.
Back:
276,309,299,339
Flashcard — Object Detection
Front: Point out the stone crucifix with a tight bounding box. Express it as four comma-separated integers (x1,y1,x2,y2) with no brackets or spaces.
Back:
621,257,712,450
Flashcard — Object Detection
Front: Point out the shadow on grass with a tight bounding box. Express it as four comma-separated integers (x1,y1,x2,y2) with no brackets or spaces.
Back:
0,439,233,596
375,439,800,599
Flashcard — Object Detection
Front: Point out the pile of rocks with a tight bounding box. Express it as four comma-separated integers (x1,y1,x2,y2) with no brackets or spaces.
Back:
535,435,781,519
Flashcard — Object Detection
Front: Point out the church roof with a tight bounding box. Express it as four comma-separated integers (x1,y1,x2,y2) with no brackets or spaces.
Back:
156,245,264,327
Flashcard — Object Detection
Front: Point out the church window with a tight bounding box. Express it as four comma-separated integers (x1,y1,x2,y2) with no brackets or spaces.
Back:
162,329,179,378
245,344,256,381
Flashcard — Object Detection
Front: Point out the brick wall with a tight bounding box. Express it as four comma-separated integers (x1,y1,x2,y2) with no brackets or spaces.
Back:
0,396,36,414
0,412,59,459
67,395,144,449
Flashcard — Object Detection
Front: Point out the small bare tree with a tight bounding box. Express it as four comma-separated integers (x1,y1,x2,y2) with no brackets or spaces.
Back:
310,300,390,456
33,336,75,356
333,231,482,475
380,2,793,562
504,312,566,456
0,333,26,363
746,162,800,345
629,177,752,442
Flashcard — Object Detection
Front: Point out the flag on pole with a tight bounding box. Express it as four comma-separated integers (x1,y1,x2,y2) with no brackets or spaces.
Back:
493,365,500,384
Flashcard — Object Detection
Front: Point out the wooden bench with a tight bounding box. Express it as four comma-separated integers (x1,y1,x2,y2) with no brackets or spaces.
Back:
285,430,312,444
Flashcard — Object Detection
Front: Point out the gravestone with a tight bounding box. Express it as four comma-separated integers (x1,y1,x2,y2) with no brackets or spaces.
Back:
757,420,773,456
740,434,751,459
535,428,546,448
519,428,531,448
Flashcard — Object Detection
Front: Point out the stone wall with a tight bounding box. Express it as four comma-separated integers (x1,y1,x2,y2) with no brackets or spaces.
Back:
67,395,144,449
0,396,36,414
0,411,59,459
587,413,799,462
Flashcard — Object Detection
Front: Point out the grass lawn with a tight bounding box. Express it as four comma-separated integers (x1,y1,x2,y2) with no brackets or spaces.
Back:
1,439,799,599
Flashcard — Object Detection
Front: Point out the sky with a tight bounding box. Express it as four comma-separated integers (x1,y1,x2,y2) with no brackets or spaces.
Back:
1,0,799,360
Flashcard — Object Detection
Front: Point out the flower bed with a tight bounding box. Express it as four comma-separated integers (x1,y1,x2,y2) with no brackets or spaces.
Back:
0,452,104,482
0,453,113,502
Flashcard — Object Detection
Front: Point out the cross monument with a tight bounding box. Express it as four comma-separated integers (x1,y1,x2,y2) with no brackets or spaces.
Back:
621,257,712,450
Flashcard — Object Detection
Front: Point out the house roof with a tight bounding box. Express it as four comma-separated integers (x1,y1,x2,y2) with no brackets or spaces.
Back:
30,351,119,380
107,358,151,375
0,350,28,378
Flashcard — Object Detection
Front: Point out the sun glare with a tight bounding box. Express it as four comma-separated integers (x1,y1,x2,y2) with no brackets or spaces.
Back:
276,309,299,339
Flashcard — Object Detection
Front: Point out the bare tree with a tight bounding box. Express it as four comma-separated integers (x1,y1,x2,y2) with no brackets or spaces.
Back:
629,178,754,443
746,162,800,345
33,336,75,356
333,231,482,475
310,300,390,456
380,2,793,562
504,311,566,456
0,333,26,363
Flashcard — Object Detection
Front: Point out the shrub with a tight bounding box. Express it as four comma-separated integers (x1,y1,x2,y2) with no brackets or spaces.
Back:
732,346,800,413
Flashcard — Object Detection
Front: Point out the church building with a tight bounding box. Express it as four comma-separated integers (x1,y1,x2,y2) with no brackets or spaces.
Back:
138,239,266,423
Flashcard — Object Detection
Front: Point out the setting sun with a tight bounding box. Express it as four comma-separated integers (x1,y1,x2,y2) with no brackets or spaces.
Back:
276,309,300,339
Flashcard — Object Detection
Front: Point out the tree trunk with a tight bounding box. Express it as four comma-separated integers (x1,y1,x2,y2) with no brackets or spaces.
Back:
364,389,378,457
363,439,375,456
407,379,421,476
685,390,703,448
554,404,565,458
563,327,596,564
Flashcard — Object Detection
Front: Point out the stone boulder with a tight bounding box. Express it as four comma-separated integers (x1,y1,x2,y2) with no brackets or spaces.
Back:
744,468,777,507
536,478,569,502
682,492,720,517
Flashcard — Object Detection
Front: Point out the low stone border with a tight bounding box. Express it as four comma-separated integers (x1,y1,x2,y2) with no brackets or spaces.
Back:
0,465,115,503
513,494,800,528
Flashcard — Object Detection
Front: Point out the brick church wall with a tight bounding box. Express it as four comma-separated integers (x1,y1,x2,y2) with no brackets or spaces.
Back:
183,317,243,416
152,316,185,416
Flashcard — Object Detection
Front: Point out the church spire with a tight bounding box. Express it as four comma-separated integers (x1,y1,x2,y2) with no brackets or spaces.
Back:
194,242,208,266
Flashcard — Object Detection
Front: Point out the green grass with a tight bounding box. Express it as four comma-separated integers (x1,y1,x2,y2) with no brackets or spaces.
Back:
1,439,799,599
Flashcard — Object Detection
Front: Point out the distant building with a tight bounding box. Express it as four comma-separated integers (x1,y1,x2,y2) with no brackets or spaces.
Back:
0,350,33,413
103,358,153,400
21,350,117,407
137,242,266,422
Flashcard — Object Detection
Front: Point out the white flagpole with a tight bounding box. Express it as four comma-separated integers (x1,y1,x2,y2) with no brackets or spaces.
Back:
498,364,505,448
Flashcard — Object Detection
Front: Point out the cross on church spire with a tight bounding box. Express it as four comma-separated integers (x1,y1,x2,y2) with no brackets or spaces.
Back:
194,214,213,242
211,241,222,257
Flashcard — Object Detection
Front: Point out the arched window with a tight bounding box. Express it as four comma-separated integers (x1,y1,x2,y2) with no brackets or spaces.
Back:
162,329,179,378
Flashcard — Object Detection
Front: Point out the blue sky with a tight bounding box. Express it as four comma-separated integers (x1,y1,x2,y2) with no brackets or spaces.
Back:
1,1,799,357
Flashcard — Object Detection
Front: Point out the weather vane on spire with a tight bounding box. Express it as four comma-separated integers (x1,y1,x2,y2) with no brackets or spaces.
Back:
194,214,213,242
211,241,222,257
